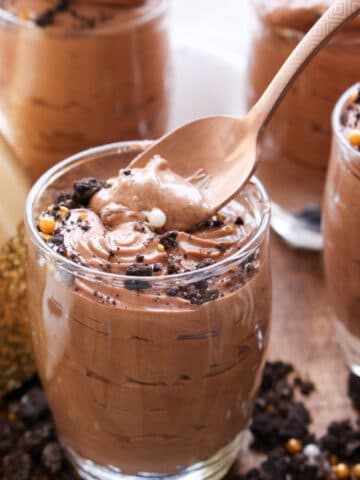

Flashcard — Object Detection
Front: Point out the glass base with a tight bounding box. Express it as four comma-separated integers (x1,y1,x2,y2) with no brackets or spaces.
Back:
271,202,323,251
335,320,360,376
65,431,244,480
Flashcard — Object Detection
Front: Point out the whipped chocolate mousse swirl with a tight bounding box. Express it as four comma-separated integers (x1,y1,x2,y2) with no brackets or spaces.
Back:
39,156,258,278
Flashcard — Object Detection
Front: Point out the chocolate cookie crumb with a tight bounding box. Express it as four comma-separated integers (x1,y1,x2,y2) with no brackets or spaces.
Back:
51,235,64,246
41,442,63,474
34,0,69,27
125,264,153,277
179,280,220,305
72,177,106,206
0,377,72,479
134,222,146,233
35,10,55,27
235,216,244,226
159,231,178,250
250,362,313,450
54,193,75,211
320,420,360,462
2,450,32,480
166,286,180,297
153,263,162,273
294,376,315,396
136,254,145,263
20,388,47,423
167,258,180,275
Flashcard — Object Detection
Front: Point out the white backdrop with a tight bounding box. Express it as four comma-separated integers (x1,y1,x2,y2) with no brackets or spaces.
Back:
171,0,253,55
168,1,254,128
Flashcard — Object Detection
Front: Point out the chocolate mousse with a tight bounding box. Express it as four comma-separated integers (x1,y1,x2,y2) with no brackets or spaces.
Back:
323,86,360,363
0,0,170,181
248,0,360,213
27,151,271,476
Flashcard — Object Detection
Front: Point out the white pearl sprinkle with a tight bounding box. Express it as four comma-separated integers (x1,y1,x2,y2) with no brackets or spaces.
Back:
147,208,167,229
303,444,321,458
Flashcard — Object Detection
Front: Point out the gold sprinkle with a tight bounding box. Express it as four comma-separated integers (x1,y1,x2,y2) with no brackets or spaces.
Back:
332,463,350,479
39,215,55,235
285,438,303,455
231,266,239,273
18,10,30,20
42,234,51,242
107,177,116,186
352,464,360,478
349,90,358,103
59,206,69,215
216,213,226,222
157,244,165,253
348,129,360,147
7,412,16,422
226,225,234,234
80,213,87,221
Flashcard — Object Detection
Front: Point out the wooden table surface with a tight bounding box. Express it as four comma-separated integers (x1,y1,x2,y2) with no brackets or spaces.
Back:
236,233,354,474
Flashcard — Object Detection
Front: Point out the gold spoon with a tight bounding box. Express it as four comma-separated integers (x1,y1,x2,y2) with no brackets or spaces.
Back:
130,0,360,228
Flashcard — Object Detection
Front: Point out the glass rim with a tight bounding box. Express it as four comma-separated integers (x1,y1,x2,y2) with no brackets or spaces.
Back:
25,140,271,288
332,82,360,161
0,0,168,36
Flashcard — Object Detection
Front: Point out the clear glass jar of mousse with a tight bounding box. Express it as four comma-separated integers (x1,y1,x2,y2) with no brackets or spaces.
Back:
323,84,360,376
25,140,271,480
247,1,360,250
0,0,171,182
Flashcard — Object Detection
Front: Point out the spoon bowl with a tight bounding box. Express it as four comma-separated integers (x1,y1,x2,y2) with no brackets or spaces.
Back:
131,0,360,230
130,114,259,211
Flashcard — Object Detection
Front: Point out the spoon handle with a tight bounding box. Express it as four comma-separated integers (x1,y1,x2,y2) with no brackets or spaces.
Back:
250,0,360,130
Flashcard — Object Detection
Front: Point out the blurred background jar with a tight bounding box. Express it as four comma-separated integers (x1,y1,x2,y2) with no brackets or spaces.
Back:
247,0,360,250
323,84,360,375
0,0,171,182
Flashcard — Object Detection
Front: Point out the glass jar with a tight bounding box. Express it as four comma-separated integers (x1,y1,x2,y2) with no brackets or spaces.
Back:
25,140,271,480
323,84,360,375
247,1,360,250
0,0,171,182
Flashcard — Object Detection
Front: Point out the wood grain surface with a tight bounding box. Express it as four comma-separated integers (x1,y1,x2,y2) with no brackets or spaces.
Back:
235,233,354,474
